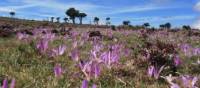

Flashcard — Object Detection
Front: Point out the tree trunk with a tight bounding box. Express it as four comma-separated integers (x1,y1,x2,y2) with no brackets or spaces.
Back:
72,19,75,24
80,17,82,25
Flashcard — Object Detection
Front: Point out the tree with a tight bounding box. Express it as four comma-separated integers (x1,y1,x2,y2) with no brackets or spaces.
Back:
165,22,171,29
78,13,87,24
63,17,69,23
9,11,15,18
143,23,150,29
182,25,191,30
160,24,165,29
94,17,100,25
51,17,54,22
106,17,111,26
160,23,171,29
66,8,79,24
123,20,130,26
56,17,60,23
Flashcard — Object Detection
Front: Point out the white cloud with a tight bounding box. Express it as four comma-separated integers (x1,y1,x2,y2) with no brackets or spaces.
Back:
106,4,181,15
192,1,200,29
21,0,105,12
0,4,37,13
192,18,200,29
194,1,200,11
131,15,195,22
0,7,14,12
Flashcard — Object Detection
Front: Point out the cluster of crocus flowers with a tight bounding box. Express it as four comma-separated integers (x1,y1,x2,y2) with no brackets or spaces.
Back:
79,60,100,80
100,50,119,69
16,32,29,40
1,78,15,88
163,75,198,88
42,33,55,41
180,44,200,57
100,44,121,69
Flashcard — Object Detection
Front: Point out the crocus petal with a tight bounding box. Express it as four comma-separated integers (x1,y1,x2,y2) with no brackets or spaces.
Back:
81,80,88,88
155,65,165,79
36,39,49,53
10,79,15,88
92,84,97,88
173,55,182,67
94,64,100,79
191,77,198,86
71,49,79,61
147,66,154,77
58,45,66,55
2,79,8,88
54,64,62,77
170,83,180,88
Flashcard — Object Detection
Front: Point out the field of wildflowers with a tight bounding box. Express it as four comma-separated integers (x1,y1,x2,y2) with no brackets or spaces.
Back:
0,28,200,88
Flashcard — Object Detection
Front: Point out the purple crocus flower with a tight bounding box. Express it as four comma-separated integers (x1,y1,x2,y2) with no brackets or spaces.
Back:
92,43,103,53
123,48,131,57
70,49,79,61
173,55,182,67
90,50,98,60
72,41,78,48
147,65,165,79
164,75,198,88
57,45,66,55
181,75,198,88
170,84,180,88
16,32,29,40
147,65,155,77
10,79,15,88
36,39,49,53
54,64,63,77
50,45,66,57
92,84,97,88
81,79,97,88
93,63,100,79
1,78,16,88
81,80,88,88
193,48,200,56
16,32,24,40
2,79,8,88
79,61,91,80
90,50,103,63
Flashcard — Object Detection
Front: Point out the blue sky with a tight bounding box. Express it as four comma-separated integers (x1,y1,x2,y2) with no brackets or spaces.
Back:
0,0,200,28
